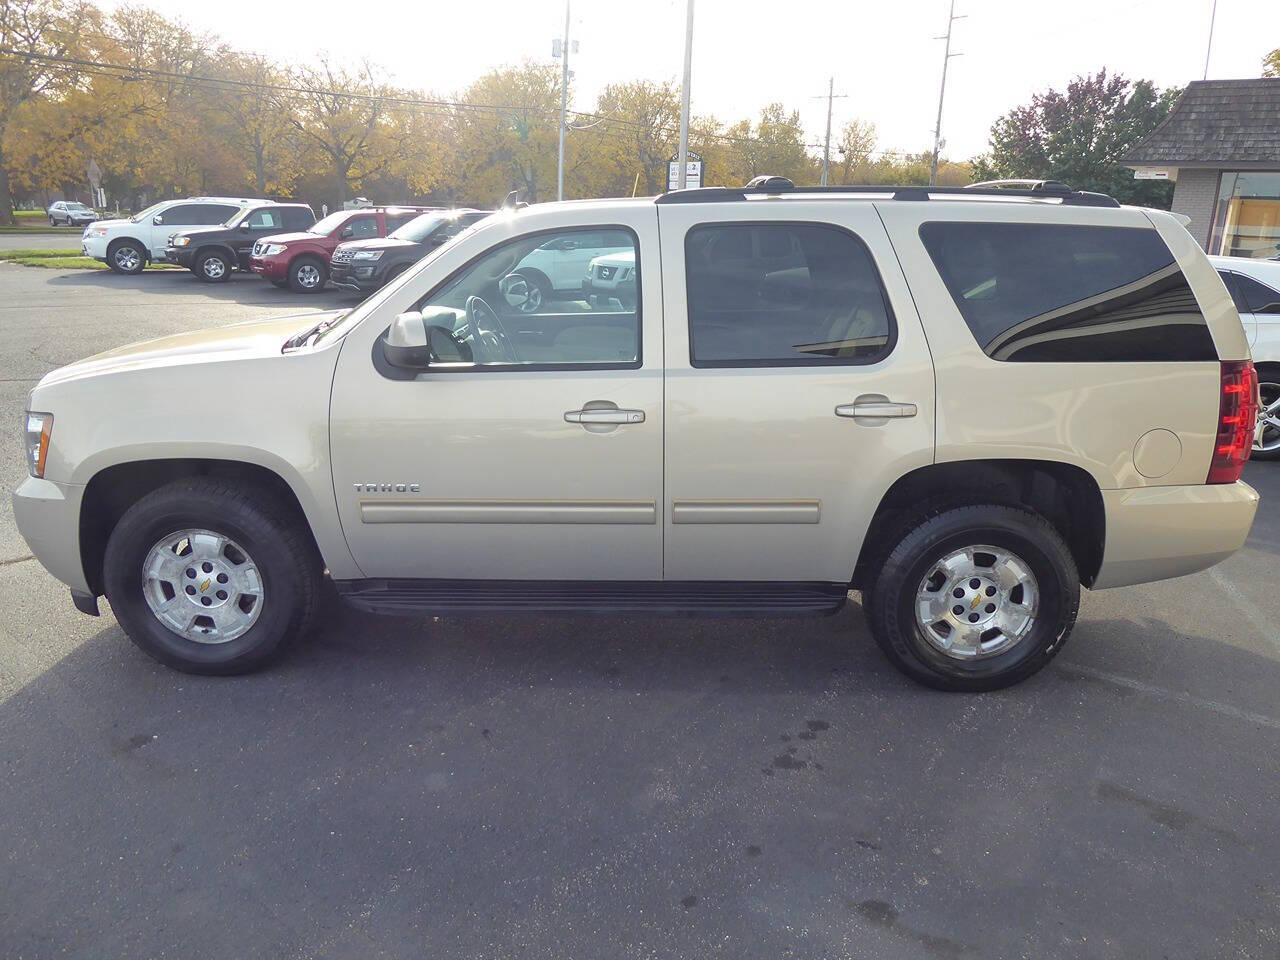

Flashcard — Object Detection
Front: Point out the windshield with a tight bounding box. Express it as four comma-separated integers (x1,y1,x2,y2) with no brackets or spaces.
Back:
391,214,452,243
309,211,351,235
67,203,93,212
129,202,166,223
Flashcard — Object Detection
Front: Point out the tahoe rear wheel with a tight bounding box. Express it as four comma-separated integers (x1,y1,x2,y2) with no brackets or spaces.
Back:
195,250,231,282
103,478,321,675
289,256,326,293
108,240,146,275
863,504,1079,691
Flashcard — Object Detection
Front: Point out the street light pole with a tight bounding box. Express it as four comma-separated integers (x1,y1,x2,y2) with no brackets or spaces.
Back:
1203,0,1219,80
676,0,694,190
557,0,571,201
821,77,834,186
929,0,964,187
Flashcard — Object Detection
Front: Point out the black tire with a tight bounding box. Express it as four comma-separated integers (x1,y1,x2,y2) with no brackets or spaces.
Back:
288,255,327,293
863,504,1079,692
49,215,57,226
103,478,321,675
107,239,146,275
194,249,231,283
513,270,549,313
1252,364,1280,461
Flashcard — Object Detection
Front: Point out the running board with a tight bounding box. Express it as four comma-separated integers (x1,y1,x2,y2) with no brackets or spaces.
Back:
333,579,848,618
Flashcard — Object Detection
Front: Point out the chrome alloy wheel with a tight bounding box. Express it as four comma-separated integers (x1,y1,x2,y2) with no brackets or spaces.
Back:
114,245,142,272
295,263,321,289
142,530,263,644
1255,378,1280,454
201,255,226,280
915,545,1039,660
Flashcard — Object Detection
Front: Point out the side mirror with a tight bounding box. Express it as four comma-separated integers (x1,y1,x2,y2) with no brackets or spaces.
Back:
239,222,250,231
499,273,531,311
339,226,353,239
152,215,163,225
383,312,432,369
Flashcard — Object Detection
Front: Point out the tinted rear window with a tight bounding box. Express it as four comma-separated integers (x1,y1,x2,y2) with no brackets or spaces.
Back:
919,222,1217,362
685,222,894,366
1234,273,1280,315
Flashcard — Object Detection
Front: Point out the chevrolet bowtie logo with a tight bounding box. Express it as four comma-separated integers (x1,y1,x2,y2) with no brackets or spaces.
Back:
970,594,982,610
199,578,211,593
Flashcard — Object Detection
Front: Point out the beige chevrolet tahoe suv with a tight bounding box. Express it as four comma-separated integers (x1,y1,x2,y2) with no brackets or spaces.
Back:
14,179,1261,690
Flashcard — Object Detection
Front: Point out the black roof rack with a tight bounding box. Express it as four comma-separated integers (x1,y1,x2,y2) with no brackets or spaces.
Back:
656,177,1119,208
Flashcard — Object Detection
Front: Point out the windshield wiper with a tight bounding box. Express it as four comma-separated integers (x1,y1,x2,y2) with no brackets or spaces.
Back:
284,312,347,350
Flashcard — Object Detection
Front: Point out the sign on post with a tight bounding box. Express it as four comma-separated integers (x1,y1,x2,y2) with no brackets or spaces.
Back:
667,151,703,191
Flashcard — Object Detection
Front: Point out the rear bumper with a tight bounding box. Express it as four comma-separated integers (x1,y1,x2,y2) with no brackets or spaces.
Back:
12,476,90,595
1093,480,1259,589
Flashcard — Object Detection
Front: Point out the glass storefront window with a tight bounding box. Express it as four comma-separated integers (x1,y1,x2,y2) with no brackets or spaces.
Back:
1210,172,1280,260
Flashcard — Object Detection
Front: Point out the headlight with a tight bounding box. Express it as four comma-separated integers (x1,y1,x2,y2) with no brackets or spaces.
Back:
24,412,52,478
171,235,190,247
87,225,108,237
352,250,383,261
259,243,286,256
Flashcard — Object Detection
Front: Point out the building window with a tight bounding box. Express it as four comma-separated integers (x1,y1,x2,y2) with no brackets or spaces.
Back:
1210,172,1280,260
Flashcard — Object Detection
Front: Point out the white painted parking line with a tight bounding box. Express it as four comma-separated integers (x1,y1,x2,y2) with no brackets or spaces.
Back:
1059,661,1280,731
1207,566,1280,656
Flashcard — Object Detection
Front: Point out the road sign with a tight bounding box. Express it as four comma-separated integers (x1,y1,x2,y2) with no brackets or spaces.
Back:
667,151,703,191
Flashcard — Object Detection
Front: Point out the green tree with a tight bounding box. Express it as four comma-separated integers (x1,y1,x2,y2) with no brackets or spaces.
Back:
973,69,1180,207
1264,48,1278,76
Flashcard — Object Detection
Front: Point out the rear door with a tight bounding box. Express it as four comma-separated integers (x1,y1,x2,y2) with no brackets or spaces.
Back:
656,201,936,583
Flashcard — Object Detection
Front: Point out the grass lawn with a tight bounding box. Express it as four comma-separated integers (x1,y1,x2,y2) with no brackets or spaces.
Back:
0,248,181,270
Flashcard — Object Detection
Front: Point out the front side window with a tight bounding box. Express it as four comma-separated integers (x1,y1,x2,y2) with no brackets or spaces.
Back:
411,226,640,368
346,216,378,240
245,208,283,230
685,222,894,366
919,221,1218,362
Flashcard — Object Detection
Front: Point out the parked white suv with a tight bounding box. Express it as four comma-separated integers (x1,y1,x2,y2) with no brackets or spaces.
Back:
1211,255,1280,459
81,197,259,274
15,179,1260,690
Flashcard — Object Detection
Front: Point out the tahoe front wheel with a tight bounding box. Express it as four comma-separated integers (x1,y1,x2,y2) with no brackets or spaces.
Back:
103,478,321,675
863,504,1079,691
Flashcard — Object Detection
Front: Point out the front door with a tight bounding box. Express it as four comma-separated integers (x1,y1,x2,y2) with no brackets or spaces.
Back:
329,208,663,581
656,201,936,583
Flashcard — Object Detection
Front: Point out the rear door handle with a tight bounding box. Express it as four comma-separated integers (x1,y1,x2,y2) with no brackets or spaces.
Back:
835,398,918,419
565,407,646,424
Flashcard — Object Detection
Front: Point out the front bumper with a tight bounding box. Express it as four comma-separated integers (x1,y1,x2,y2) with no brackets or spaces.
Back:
329,261,382,291
250,256,288,279
166,246,196,268
12,476,91,595
80,234,108,261
1093,480,1259,589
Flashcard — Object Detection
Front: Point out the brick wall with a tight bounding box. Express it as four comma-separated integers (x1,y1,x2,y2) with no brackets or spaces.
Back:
1170,168,1220,250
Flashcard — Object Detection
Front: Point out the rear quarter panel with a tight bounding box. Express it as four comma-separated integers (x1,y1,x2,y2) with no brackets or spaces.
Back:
876,201,1223,490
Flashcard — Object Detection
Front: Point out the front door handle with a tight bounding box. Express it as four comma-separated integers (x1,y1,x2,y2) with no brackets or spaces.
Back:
835,397,918,419
565,407,645,425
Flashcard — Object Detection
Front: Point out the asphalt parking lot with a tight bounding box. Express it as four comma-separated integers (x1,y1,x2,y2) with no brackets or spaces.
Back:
0,263,1277,959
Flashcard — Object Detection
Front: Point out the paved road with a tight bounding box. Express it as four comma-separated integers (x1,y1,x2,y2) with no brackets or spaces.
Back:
0,265,1276,959
0,229,92,250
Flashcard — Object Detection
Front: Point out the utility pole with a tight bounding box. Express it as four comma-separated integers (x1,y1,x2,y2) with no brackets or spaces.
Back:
929,0,965,186
557,0,571,201
814,77,848,186
676,0,695,189
1203,0,1219,80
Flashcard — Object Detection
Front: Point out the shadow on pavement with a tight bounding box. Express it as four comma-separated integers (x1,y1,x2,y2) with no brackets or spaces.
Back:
0,587,1276,959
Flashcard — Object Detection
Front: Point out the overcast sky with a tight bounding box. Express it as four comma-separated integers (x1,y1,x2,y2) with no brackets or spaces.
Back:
107,0,1280,161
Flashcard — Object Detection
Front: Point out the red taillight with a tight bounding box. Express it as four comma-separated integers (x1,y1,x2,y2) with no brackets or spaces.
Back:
1207,360,1257,484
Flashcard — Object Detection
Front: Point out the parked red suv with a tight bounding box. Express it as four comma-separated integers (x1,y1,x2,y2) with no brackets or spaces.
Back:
249,206,438,292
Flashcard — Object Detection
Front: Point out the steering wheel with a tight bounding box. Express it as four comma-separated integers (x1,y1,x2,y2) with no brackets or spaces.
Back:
463,295,518,363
